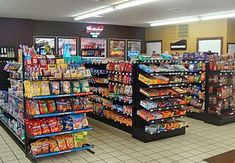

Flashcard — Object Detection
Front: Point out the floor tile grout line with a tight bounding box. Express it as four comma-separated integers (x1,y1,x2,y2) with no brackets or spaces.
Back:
0,132,22,161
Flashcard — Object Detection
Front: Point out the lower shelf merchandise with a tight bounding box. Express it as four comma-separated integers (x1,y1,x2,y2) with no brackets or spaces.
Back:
30,132,91,158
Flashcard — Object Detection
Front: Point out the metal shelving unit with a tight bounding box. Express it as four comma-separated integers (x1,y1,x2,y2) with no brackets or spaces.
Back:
132,60,189,142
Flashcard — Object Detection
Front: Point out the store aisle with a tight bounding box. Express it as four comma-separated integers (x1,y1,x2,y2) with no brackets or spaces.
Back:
1,117,235,163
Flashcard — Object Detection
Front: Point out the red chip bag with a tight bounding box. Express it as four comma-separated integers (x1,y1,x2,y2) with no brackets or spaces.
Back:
40,119,50,134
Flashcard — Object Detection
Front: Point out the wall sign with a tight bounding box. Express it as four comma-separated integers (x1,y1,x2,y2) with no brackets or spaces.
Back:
146,41,162,56
86,25,104,38
197,37,222,56
170,40,187,51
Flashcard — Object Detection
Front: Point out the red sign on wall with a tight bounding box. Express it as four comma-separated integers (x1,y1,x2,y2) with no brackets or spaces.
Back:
86,25,104,38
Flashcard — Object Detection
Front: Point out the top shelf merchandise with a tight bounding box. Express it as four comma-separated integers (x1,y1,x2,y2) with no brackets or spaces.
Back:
132,59,189,142
204,53,235,125
21,46,94,161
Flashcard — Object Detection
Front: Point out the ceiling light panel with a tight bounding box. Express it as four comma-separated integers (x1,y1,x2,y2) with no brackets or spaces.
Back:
201,11,235,20
74,7,115,20
150,17,200,27
115,0,157,10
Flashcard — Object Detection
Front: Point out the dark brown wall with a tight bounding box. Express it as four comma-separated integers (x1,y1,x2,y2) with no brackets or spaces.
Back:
0,17,145,52
33,20,145,40
0,17,33,50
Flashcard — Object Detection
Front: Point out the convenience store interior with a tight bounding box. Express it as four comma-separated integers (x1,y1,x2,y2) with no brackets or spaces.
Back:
1,0,235,163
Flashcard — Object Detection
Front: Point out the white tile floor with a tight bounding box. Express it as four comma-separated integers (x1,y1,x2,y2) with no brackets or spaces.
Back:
1,117,235,163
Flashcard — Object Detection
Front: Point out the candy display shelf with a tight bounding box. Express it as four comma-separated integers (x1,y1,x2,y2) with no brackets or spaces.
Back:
204,54,235,125
183,58,207,121
132,60,189,142
86,61,134,132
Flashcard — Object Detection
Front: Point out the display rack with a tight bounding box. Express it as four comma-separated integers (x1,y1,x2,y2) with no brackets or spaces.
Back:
204,54,235,125
86,61,133,133
14,46,95,162
132,59,189,142
0,61,24,149
0,46,94,162
183,59,207,121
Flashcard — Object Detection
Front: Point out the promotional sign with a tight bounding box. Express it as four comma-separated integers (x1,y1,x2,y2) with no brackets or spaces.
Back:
170,40,187,51
127,40,141,60
58,37,77,57
34,37,56,55
81,38,106,58
86,25,104,38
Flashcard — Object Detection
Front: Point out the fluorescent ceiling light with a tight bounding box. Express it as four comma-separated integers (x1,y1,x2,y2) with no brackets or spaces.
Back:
74,0,158,20
74,7,114,21
150,17,200,27
201,11,235,20
116,0,157,10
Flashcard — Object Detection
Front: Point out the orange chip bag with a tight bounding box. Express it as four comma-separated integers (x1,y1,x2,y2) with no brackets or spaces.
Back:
31,140,42,155
64,134,75,149
41,139,50,154
49,139,60,152
54,135,67,151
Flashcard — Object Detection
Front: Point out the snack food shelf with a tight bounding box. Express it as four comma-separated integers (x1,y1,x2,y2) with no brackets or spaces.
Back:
107,107,132,117
0,105,24,125
140,104,186,112
88,113,132,134
101,95,132,104
137,115,185,124
7,78,22,82
28,92,93,100
140,59,180,64
29,144,94,159
0,118,25,145
208,70,235,75
140,91,190,100
147,125,189,135
106,70,132,76
5,91,23,102
26,109,93,118
27,126,93,139
29,78,92,82
141,70,190,76
140,81,188,89
183,60,208,64
108,81,132,86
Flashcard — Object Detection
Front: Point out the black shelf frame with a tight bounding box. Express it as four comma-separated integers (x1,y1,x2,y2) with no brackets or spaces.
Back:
132,126,185,143
88,113,132,134
204,62,235,125
186,112,205,121
21,55,95,162
86,62,134,133
132,61,188,142
182,59,207,121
